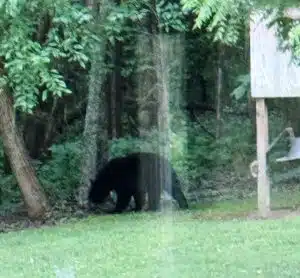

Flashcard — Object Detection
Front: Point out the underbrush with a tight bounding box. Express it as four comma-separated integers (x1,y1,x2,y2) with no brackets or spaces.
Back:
0,110,299,214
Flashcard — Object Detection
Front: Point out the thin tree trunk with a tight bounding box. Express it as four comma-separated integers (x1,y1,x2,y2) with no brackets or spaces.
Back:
216,44,224,139
78,0,109,207
108,40,123,139
135,34,156,136
0,88,48,219
155,34,170,145
114,40,123,138
106,76,113,139
110,64,117,138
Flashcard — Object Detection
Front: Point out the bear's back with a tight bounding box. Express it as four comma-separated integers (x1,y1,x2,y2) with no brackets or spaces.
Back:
96,152,173,186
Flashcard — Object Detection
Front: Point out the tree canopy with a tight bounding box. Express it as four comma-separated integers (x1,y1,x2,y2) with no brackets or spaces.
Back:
0,0,98,112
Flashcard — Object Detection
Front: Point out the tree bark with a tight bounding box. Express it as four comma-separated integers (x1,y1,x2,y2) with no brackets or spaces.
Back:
135,33,157,136
215,43,224,139
106,76,113,139
0,88,48,219
78,0,109,207
113,40,123,138
107,37,123,139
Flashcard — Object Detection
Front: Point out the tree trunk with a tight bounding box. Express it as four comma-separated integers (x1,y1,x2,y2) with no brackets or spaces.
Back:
78,0,109,207
155,34,171,149
216,43,224,139
106,76,113,139
114,40,123,138
107,40,123,139
135,33,157,136
109,65,117,138
0,88,48,219
133,0,160,136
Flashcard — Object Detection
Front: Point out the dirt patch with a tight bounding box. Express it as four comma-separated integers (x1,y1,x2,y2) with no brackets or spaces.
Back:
247,208,300,220
0,200,129,233
2,205,300,234
0,203,91,233
190,208,300,221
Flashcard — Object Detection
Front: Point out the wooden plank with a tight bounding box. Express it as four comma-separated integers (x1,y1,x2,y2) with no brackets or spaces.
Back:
250,11,300,98
256,98,270,217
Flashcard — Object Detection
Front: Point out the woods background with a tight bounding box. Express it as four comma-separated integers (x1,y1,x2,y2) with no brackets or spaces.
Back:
1,0,300,219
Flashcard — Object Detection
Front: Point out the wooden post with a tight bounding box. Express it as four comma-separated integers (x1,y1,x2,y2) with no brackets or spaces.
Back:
256,98,270,217
250,9,300,217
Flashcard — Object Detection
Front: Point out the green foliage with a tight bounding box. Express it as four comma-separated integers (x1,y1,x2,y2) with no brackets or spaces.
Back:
287,24,300,59
157,0,188,32
37,138,83,202
109,128,185,158
245,8,300,67
181,0,251,45
245,5,300,67
0,175,20,212
102,0,190,79
100,1,148,78
276,18,300,65
0,137,83,211
230,73,250,101
0,140,20,210
104,1,148,46
109,111,255,200
0,0,98,113
0,111,290,210
47,3,97,66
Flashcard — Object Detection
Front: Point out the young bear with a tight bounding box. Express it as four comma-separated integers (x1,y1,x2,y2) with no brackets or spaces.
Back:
88,152,189,213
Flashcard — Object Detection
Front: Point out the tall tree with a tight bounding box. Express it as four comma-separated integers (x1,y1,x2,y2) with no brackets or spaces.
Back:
78,0,110,207
0,88,48,219
0,0,96,218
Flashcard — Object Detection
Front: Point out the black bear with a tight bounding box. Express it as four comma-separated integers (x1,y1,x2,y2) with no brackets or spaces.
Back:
88,152,188,213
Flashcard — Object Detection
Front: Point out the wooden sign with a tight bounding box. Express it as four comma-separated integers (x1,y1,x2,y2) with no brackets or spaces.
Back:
250,11,300,98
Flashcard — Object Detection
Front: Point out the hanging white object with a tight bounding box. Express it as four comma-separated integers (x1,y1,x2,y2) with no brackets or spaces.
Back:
276,137,300,162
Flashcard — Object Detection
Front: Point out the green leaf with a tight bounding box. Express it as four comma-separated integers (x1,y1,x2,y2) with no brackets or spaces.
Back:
42,90,48,102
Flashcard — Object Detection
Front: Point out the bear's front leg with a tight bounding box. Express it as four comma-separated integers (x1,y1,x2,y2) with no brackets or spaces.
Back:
133,190,146,212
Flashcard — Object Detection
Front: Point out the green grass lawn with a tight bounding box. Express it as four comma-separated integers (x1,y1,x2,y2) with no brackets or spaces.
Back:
1,191,300,278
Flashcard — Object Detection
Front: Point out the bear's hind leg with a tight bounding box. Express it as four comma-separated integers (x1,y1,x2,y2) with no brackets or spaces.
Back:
169,170,189,209
133,189,146,212
147,184,161,211
113,192,132,213
171,186,188,209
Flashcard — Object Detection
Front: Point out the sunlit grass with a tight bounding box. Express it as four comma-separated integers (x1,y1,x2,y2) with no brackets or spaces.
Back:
1,190,300,277
191,188,300,217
